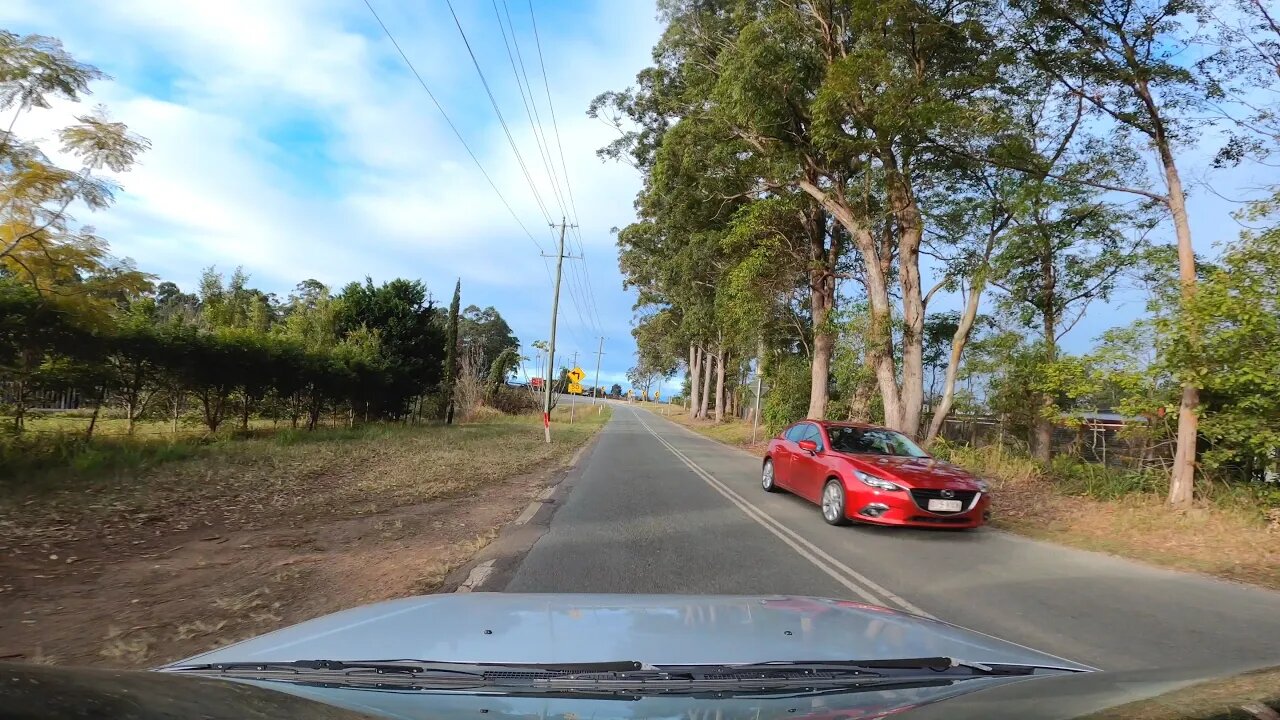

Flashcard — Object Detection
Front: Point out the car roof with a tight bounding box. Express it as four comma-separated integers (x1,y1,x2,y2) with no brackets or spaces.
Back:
792,420,890,432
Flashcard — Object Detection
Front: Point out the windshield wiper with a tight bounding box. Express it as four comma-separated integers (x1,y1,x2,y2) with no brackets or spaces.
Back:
169,659,643,678
714,657,1049,676
168,656,1072,693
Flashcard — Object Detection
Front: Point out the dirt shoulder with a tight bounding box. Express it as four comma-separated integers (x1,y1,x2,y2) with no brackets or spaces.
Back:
0,406,610,668
653,408,1280,592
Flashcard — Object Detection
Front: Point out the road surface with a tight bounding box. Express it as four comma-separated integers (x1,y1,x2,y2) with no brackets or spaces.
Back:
501,405,1280,671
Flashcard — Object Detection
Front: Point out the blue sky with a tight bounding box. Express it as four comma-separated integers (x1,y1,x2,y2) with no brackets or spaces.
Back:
3,2,1270,397
2,0,660,390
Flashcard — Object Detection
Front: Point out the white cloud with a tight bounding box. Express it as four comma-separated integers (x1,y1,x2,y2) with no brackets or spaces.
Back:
2,0,659,370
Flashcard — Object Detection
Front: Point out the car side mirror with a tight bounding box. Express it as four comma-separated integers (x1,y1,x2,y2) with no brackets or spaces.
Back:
797,439,818,454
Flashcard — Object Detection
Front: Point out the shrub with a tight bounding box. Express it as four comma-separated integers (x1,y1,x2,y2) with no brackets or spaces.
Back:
489,387,539,415
762,354,810,434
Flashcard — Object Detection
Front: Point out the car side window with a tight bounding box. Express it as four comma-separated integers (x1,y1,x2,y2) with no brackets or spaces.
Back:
784,424,808,442
803,424,825,451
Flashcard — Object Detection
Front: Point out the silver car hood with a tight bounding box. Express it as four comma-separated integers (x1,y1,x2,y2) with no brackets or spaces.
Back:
167,593,1091,670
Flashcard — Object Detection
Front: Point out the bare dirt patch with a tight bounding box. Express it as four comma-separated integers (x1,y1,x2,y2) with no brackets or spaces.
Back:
0,407,609,668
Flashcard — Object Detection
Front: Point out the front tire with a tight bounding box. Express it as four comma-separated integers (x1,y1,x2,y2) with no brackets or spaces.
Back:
762,459,779,492
821,480,850,526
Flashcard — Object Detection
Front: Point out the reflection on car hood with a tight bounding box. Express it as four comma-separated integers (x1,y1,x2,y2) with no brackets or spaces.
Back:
842,455,981,489
166,593,1089,669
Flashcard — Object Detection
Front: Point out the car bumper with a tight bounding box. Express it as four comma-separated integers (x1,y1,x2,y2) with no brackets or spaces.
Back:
845,490,990,528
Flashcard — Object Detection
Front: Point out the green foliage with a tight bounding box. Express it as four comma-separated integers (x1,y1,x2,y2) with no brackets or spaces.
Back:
487,348,519,395
441,280,460,422
0,31,152,304
1163,197,1280,474
762,354,811,434
1048,456,1168,500
460,304,519,376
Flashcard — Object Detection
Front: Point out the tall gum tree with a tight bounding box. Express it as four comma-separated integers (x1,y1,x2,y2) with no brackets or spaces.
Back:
1007,0,1211,504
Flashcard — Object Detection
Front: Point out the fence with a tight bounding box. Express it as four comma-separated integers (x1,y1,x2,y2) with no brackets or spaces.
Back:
0,383,84,411
930,413,1173,471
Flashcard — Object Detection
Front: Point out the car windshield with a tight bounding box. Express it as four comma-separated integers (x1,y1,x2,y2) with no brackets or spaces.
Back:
828,427,929,458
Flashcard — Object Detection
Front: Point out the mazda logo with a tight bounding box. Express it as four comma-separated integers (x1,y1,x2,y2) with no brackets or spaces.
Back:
940,489,955,499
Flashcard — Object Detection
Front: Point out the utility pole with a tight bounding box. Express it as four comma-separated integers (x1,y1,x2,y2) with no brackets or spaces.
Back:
751,357,764,446
592,336,604,412
542,219,575,443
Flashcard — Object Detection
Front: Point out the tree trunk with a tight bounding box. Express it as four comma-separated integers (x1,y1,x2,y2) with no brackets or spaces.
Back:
699,346,713,420
888,163,927,437
925,279,986,444
806,202,838,420
1163,147,1200,507
714,345,727,423
172,392,180,433
1033,396,1054,463
847,370,875,423
688,344,701,418
1033,230,1059,464
13,377,24,432
85,386,106,441
241,397,251,431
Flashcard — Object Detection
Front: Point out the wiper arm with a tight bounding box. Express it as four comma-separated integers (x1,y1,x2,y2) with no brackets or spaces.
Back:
713,657,1052,677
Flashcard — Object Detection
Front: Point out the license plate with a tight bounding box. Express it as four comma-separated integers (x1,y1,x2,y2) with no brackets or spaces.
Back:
927,499,963,512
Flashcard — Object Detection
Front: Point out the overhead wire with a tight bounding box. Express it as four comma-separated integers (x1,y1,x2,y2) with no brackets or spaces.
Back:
525,0,607,338
359,0,548,257
492,0,570,221
442,0,559,226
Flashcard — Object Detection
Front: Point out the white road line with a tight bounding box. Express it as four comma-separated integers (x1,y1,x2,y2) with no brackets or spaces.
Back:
633,409,935,619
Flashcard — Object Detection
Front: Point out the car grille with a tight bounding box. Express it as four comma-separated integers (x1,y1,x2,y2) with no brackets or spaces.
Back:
909,488,978,514
909,515,972,525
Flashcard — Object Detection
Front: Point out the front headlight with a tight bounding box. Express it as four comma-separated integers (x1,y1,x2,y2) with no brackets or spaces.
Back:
974,479,990,493
854,469,904,492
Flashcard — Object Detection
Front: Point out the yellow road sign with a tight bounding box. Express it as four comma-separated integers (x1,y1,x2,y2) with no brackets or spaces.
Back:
568,382,584,395
568,367,586,383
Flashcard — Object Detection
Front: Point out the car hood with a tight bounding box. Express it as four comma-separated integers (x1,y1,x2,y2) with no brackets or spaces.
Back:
840,455,981,489
166,593,1088,670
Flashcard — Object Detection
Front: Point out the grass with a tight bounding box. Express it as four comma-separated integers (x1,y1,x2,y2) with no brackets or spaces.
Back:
0,405,612,547
638,402,766,453
644,407,1280,591
929,441,1280,590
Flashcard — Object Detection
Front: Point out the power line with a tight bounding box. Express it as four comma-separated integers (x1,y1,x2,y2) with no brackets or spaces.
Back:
526,0,583,231
525,1,607,337
442,0,558,225
359,0,546,256
492,0,569,220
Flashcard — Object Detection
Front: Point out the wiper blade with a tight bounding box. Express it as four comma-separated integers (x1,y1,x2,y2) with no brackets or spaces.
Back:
713,657,1049,676
169,659,644,678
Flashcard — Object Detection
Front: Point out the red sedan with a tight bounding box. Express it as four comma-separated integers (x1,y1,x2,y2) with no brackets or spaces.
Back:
762,420,991,528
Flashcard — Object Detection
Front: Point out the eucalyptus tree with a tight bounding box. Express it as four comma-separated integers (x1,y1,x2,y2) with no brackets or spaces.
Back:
1005,0,1212,502
598,0,1012,433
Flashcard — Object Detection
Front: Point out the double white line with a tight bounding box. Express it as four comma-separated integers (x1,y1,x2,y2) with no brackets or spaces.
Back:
631,410,935,619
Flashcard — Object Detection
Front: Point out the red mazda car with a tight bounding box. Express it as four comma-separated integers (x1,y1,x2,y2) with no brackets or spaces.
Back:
763,420,991,528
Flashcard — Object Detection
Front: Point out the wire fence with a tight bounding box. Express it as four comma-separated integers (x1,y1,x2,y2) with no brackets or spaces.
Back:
929,414,1174,471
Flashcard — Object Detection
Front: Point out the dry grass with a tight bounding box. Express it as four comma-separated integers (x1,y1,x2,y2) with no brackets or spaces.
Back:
645,403,768,455
1084,666,1280,720
1,405,612,668
1,405,610,547
941,444,1280,590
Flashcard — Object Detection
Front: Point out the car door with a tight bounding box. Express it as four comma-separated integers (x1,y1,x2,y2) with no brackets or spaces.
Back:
774,424,808,489
793,423,828,501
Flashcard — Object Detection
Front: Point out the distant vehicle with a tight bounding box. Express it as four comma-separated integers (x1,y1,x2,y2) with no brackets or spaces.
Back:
764,421,991,529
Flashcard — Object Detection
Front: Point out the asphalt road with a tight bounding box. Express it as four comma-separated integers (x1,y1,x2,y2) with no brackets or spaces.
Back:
502,405,1280,671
